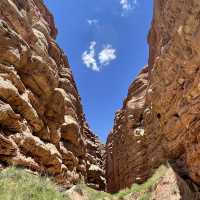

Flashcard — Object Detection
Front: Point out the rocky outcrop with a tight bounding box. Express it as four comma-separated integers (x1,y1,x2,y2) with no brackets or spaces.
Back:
0,0,104,189
147,0,200,187
151,167,198,200
106,66,153,193
106,0,200,194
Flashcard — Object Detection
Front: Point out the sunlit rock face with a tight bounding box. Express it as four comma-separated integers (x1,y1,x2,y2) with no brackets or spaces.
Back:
106,0,200,193
106,67,151,193
0,0,105,190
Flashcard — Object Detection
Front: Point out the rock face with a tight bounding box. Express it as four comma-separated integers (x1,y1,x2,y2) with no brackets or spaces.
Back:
106,67,150,192
0,0,105,189
106,0,200,194
151,167,198,200
84,126,106,190
147,0,200,187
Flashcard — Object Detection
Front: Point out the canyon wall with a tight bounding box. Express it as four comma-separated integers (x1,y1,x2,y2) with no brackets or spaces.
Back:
106,0,200,193
106,67,151,192
0,0,105,190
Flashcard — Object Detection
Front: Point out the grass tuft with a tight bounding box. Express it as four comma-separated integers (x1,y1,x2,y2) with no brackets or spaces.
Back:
0,167,68,200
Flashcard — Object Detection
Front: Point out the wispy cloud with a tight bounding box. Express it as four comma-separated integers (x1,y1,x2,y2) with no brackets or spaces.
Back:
82,41,99,71
98,45,116,66
82,42,117,72
87,19,99,26
120,0,137,13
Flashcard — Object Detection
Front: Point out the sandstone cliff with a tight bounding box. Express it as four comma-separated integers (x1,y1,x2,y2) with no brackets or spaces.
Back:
106,67,150,192
0,0,105,190
106,0,200,194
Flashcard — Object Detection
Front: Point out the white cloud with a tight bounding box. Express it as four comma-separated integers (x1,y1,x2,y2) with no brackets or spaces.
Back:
87,19,98,26
98,45,117,66
120,0,137,11
81,41,99,71
82,42,117,72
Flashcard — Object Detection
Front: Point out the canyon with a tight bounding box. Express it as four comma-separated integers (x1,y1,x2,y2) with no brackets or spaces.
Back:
1,0,200,199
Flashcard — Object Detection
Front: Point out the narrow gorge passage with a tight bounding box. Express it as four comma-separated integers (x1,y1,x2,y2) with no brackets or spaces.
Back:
44,0,153,145
1,0,200,199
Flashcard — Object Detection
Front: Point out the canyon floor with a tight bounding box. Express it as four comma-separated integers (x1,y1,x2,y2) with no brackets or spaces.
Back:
0,164,196,200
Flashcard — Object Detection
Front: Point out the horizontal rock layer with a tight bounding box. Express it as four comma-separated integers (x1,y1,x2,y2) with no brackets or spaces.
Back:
0,0,105,190
106,0,200,193
106,67,151,193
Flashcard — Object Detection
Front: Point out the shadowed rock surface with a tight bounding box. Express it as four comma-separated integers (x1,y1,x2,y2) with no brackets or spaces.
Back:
106,0,200,195
0,0,105,190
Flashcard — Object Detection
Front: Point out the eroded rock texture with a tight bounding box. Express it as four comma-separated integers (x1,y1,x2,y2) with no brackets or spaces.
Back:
151,167,199,200
147,0,200,186
0,0,105,189
107,0,200,194
106,67,151,193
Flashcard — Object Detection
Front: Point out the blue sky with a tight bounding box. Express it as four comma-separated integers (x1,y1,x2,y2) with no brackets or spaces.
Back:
44,0,153,143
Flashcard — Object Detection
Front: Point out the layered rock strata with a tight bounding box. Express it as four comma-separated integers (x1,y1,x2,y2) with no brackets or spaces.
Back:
84,125,106,190
0,0,104,189
107,0,200,193
106,67,151,193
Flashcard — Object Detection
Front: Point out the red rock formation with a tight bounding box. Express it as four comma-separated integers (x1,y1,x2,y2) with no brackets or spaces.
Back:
84,125,106,190
106,67,151,193
106,0,200,193
0,0,105,189
151,166,198,200
147,0,200,188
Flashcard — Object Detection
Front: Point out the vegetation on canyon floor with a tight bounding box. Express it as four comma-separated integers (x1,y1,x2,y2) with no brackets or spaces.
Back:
0,165,167,200
80,164,167,200
0,167,68,200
